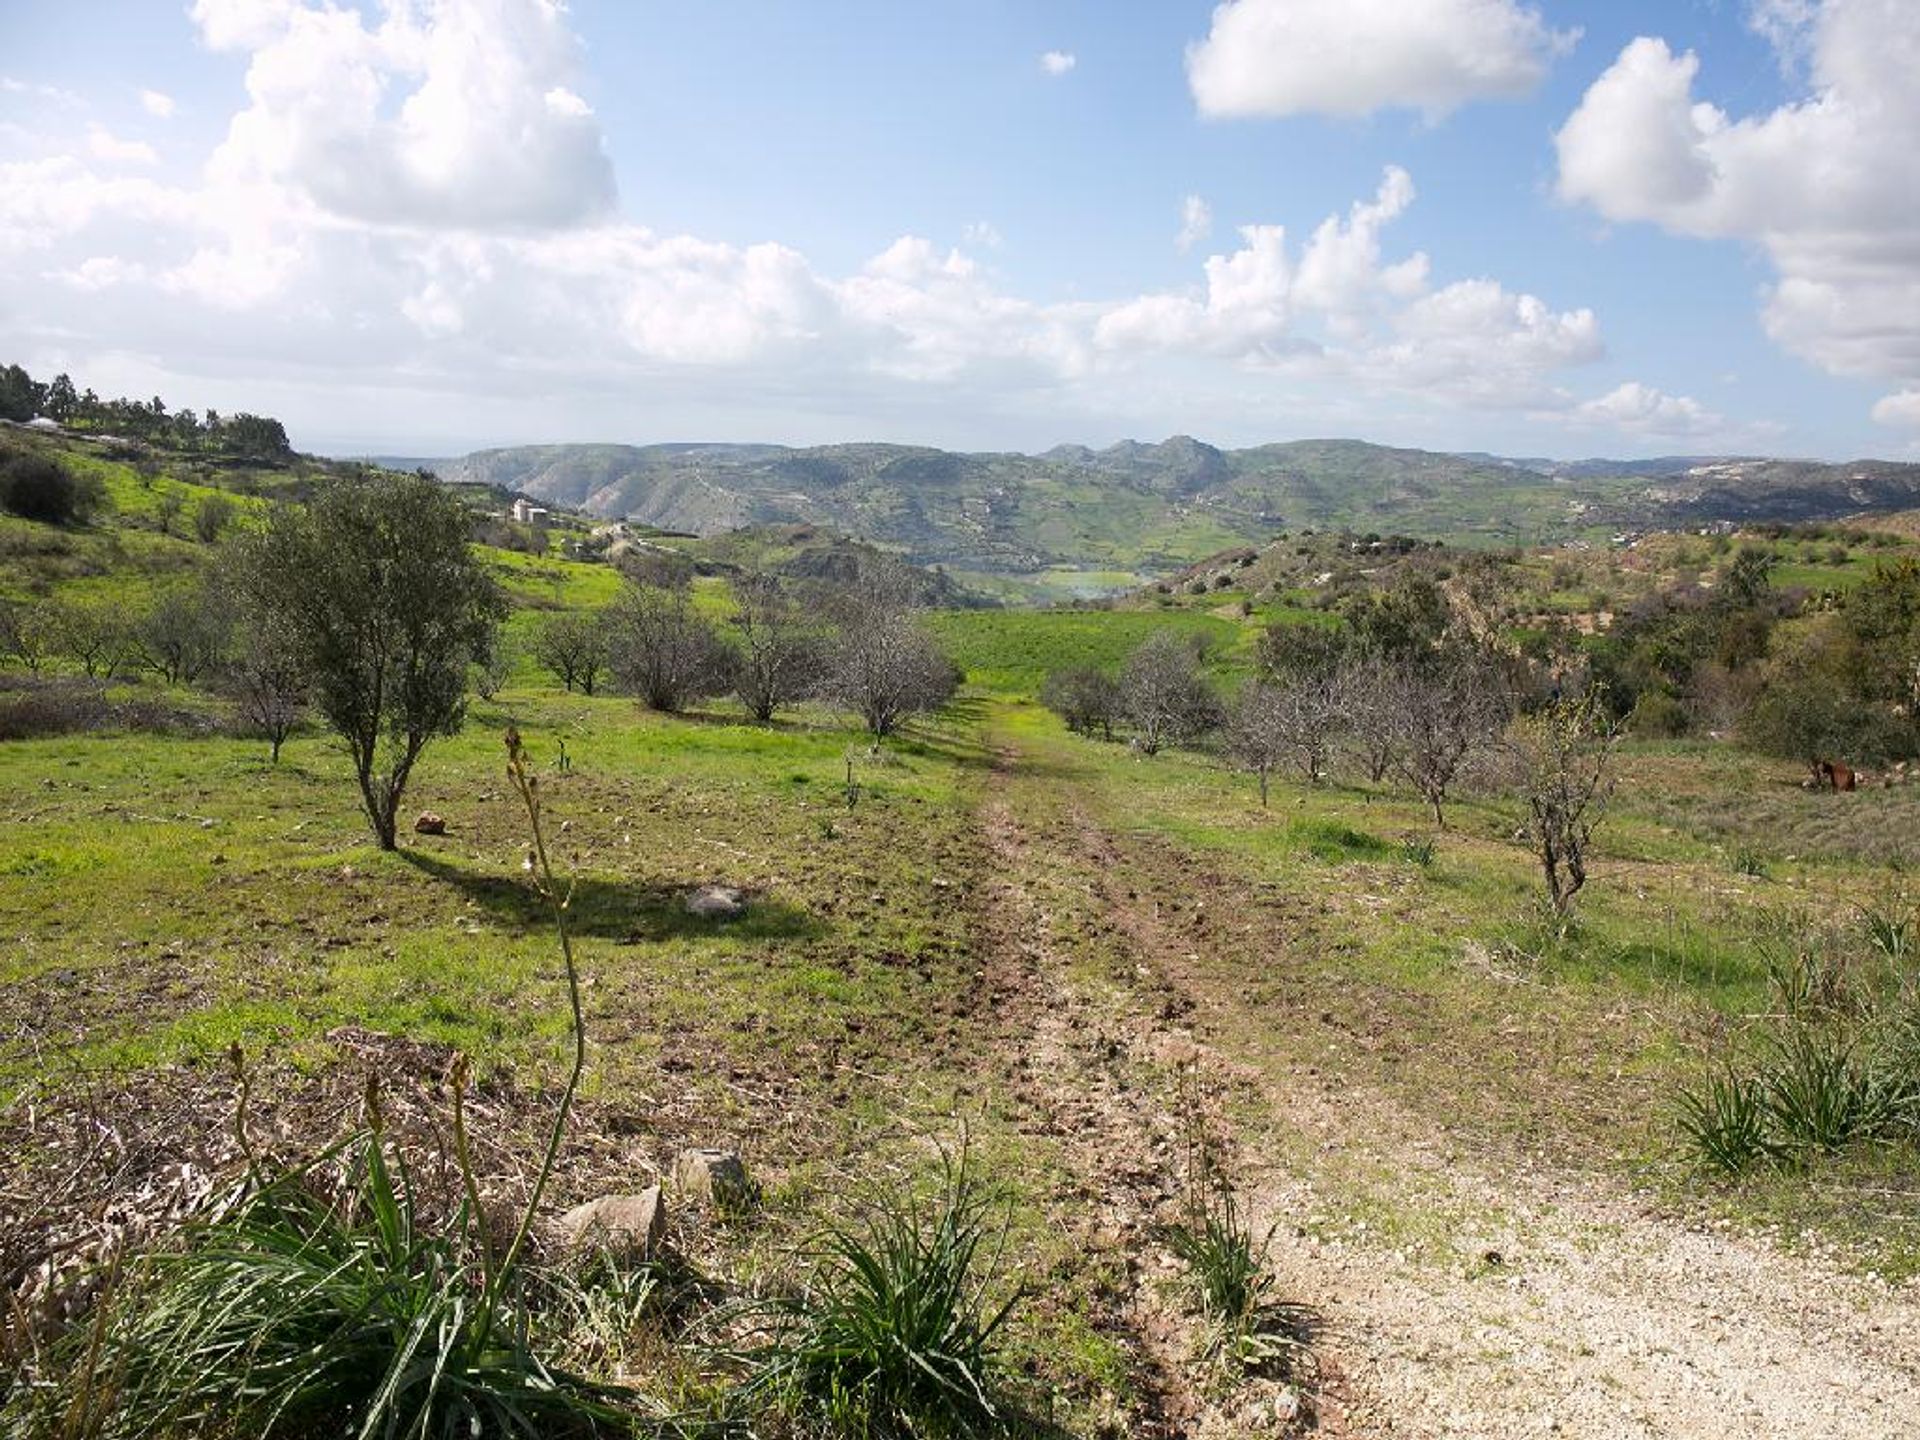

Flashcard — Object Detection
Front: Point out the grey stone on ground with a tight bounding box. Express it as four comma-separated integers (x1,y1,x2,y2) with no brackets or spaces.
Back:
556,1185,665,1259
672,1147,758,1212
684,884,746,919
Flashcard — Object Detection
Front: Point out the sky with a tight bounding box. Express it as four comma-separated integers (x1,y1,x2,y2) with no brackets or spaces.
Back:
1,0,1918,461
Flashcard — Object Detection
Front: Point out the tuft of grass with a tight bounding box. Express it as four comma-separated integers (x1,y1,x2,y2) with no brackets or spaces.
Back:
1730,845,1769,879
1399,834,1437,868
742,1152,1020,1438
1860,902,1915,969
1166,1188,1270,1329
1165,1187,1308,1381
1676,1067,1774,1174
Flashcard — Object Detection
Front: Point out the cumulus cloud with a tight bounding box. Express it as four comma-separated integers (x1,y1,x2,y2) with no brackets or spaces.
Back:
1873,390,1920,428
1555,2,1920,427
962,220,1003,250
86,126,157,165
1576,381,1724,437
1040,50,1076,76
1176,195,1212,253
189,0,616,230
1187,0,1576,120
140,89,177,119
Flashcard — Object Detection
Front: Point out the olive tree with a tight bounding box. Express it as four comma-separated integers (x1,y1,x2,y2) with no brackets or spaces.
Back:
227,473,504,849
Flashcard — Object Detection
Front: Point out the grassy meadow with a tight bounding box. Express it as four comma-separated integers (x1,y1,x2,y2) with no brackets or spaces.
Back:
4,430,1919,1435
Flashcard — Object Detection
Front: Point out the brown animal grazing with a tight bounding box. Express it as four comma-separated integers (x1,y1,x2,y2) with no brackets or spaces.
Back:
1814,760,1857,792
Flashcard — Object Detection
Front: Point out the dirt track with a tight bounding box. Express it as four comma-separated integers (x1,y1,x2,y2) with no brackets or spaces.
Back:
979,740,1920,1439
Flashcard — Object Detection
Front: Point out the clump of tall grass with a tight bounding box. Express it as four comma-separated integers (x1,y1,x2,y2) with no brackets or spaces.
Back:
1164,1187,1306,1379
1677,904,1920,1175
740,1151,1020,1439
27,1121,635,1440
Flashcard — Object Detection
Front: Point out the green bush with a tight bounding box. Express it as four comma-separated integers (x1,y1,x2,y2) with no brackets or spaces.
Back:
0,451,104,525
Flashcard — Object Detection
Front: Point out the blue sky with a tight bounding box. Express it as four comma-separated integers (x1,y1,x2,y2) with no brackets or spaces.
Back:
2,0,1917,460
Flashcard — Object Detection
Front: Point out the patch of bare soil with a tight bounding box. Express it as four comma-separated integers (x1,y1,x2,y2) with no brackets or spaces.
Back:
1057,797,1920,1439
970,753,1349,1437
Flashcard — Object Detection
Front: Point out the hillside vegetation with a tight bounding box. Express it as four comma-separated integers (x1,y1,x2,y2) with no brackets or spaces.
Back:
4,398,1920,1438
439,434,1920,600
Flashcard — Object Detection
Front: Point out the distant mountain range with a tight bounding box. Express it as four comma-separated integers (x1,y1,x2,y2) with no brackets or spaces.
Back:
423,437,1920,598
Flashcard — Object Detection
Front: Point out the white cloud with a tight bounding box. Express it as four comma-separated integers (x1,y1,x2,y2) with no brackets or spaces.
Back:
962,220,1003,250
1873,390,1920,428
1748,0,1822,73
86,126,157,165
1040,51,1076,77
140,89,177,119
1555,3,1920,427
1176,194,1212,253
1,76,83,106
189,0,616,230
1576,381,1724,437
1187,0,1576,120
1,6,1642,449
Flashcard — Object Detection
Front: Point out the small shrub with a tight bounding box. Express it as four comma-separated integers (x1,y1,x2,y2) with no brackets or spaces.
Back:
0,451,104,525
744,1153,1019,1437
1627,691,1688,739
1730,846,1769,879
1400,834,1437,867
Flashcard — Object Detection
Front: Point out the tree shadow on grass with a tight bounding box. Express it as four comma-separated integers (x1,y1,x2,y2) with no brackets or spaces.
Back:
399,851,825,944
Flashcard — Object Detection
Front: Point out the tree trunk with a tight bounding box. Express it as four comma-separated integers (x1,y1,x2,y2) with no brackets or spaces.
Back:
1259,767,1270,808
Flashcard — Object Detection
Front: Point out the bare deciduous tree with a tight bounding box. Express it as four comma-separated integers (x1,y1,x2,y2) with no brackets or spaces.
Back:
0,598,53,672
730,572,825,722
1337,651,1400,784
608,582,735,713
531,611,610,695
1120,631,1220,756
1389,643,1511,829
1041,666,1122,740
136,580,231,685
1224,682,1287,806
824,560,958,737
1510,689,1617,916
226,630,307,763
55,599,138,679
